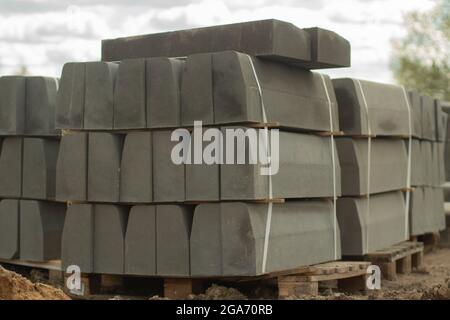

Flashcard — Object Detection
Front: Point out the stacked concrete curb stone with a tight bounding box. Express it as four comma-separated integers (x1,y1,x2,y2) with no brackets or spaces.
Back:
331,78,447,256
0,76,66,262
439,101,450,246
59,19,351,277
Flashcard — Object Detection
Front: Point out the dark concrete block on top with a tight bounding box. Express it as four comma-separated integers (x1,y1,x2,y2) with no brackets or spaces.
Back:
337,191,407,256
113,59,146,129
102,19,351,69
147,57,184,128
336,138,408,196
84,62,118,130
61,204,94,273
333,78,411,136
19,200,66,262
88,132,124,203
93,204,129,274
220,129,341,200
120,132,152,203
0,199,20,259
56,63,86,130
191,201,339,277
22,138,59,200
25,76,59,136
55,132,88,202
0,76,26,135
421,95,436,141
210,51,339,131
152,130,185,202
0,137,23,198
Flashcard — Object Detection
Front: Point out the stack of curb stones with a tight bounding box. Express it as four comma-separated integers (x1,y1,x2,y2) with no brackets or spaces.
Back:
59,19,351,277
0,76,66,262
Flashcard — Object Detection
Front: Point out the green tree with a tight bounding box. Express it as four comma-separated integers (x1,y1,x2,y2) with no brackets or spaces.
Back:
392,0,450,100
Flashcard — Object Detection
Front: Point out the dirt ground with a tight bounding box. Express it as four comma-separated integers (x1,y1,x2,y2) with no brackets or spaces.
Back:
0,266,70,300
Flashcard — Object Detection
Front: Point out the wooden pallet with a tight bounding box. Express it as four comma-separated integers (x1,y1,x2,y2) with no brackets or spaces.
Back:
411,233,440,253
352,241,424,281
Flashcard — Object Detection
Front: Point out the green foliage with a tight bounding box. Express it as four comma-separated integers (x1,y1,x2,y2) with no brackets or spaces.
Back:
392,0,450,100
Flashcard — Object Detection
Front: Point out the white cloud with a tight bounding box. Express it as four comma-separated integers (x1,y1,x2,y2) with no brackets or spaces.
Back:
0,0,438,83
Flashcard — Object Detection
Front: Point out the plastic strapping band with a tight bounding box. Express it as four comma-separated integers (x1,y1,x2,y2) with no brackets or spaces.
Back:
319,73,338,260
247,55,273,274
402,87,412,240
356,80,372,253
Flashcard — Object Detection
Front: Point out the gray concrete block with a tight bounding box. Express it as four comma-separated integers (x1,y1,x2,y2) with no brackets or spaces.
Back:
221,129,341,200
88,132,123,202
408,90,422,138
22,138,59,200
336,138,408,196
0,137,23,198
333,79,410,136
0,199,20,259
113,59,146,129
124,205,156,276
56,63,85,129
119,132,152,203
304,27,351,69
84,62,118,130
191,201,340,276
0,76,26,135
55,132,88,202
152,130,185,202
180,53,214,126
435,100,447,142
212,51,339,131
337,191,407,256
410,187,425,236
438,142,446,185
431,142,441,187
61,204,94,273
25,77,59,136
93,204,129,274
102,20,351,69
147,58,184,128
409,139,424,186
19,200,66,262
156,205,193,276
421,141,433,186
422,187,445,233
421,95,436,141
433,187,446,231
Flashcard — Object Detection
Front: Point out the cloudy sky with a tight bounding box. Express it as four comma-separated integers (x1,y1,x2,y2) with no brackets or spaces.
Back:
0,0,437,83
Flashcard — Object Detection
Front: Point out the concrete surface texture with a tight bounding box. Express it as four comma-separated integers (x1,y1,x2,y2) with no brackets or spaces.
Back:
0,76,59,136
19,200,66,262
0,200,20,259
120,132,153,203
337,191,407,256
55,132,88,202
332,78,410,136
88,132,123,202
410,187,426,236
435,100,447,142
56,63,85,130
181,51,339,130
220,129,341,200
101,19,350,69
190,201,340,276
421,95,437,141
408,90,423,138
22,138,60,200
335,138,407,196
409,139,424,187
0,137,23,198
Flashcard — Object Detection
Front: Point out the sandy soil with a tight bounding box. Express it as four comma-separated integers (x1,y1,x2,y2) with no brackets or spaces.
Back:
0,266,70,300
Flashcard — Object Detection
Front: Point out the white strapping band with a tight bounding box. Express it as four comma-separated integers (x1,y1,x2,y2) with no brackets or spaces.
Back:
356,80,372,254
402,87,412,240
247,56,273,274
319,73,339,260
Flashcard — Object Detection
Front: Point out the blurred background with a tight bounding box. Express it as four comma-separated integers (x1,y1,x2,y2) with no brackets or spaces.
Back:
0,0,448,99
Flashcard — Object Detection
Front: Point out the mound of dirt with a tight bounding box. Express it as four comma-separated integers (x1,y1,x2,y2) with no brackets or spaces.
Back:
0,266,70,300
188,284,247,300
